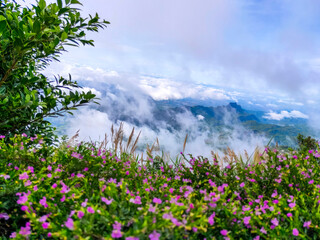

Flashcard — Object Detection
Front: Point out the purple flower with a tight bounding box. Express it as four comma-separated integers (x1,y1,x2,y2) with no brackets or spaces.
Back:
208,213,215,225
21,206,29,212
101,197,113,205
65,218,74,230
42,222,50,229
0,135,5,139
271,218,279,227
113,221,122,230
19,222,31,236
243,216,251,225
130,196,142,205
289,202,296,208
87,207,95,214
39,215,47,222
287,213,293,217
9,232,16,238
0,174,10,180
0,213,9,220
17,194,28,204
148,204,156,213
303,221,311,229
220,229,228,236
77,211,84,219
81,199,88,207
308,179,314,184
40,197,48,208
126,237,139,240
153,198,162,204
260,227,267,234
19,172,29,180
111,229,122,238
292,228,299,236
149,230,160,240
240,182,245,187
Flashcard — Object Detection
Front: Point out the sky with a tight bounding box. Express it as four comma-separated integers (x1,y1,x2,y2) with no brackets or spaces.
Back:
20,0,320,153
33,0,320,103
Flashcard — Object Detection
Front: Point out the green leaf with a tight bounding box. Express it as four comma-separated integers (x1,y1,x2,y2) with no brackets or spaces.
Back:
0,21,7,34
61,32,68,41
0,16,6,21
33,20,41,33
71,0,82,5
39,0,46,10
57,0,63,8
25,94,30,103
65,0,71,5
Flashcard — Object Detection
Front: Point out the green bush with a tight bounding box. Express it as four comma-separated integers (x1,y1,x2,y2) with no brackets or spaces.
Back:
1,134,320,239
0,0,109,143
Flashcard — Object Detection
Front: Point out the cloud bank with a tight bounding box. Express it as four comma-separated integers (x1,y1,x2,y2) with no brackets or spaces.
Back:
263,110,309,121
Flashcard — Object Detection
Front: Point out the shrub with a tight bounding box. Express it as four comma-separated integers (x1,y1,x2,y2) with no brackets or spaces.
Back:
0,0,109,143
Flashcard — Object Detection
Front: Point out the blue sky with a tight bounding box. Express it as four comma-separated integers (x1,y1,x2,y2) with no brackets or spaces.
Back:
23,0,320,125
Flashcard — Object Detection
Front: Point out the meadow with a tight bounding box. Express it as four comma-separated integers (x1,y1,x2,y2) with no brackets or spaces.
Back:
0,131,320,240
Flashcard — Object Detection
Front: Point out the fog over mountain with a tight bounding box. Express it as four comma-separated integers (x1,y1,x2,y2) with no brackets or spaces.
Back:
48,65,317,159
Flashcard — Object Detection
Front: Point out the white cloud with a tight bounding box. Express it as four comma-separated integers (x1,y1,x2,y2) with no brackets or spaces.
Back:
263,110,309,120
139,76,231,101
197,115,205,121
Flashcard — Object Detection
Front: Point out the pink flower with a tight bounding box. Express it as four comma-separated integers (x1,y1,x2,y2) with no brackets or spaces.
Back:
303,221,311,229
287,213,293,217
60,184,70,194
111,229,122,238
9,232,16,238
60,195,66,202
40,197,48,208
149,230,160,240
130,196,142,205
308,180,314,184
65,218,74,230
87,207,95,213
39,215,47,222
243,216,251,225
77,211,84,219
220,229,228,236
240,182,245,187
101,197,113,205
148,204,156,213
81,199,88,207
289,202,296,208
21,206,29,212
0,213,9,220
33,185,38,191
52,183,57,189
260,227,267,234
19,172,29,180
19,222,31,236
208,213,215,225
17,194,28,204
153,198,162,204
292,228,299,236
271,218,279,226
126,237,139,240
42,222,50,229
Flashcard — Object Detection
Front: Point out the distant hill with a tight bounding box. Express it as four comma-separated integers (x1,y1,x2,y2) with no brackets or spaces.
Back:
52,96,314,148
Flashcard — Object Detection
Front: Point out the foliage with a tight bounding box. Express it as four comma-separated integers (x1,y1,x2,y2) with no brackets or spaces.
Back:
0,0,109,143
297,134,318,152
1,134,320,239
